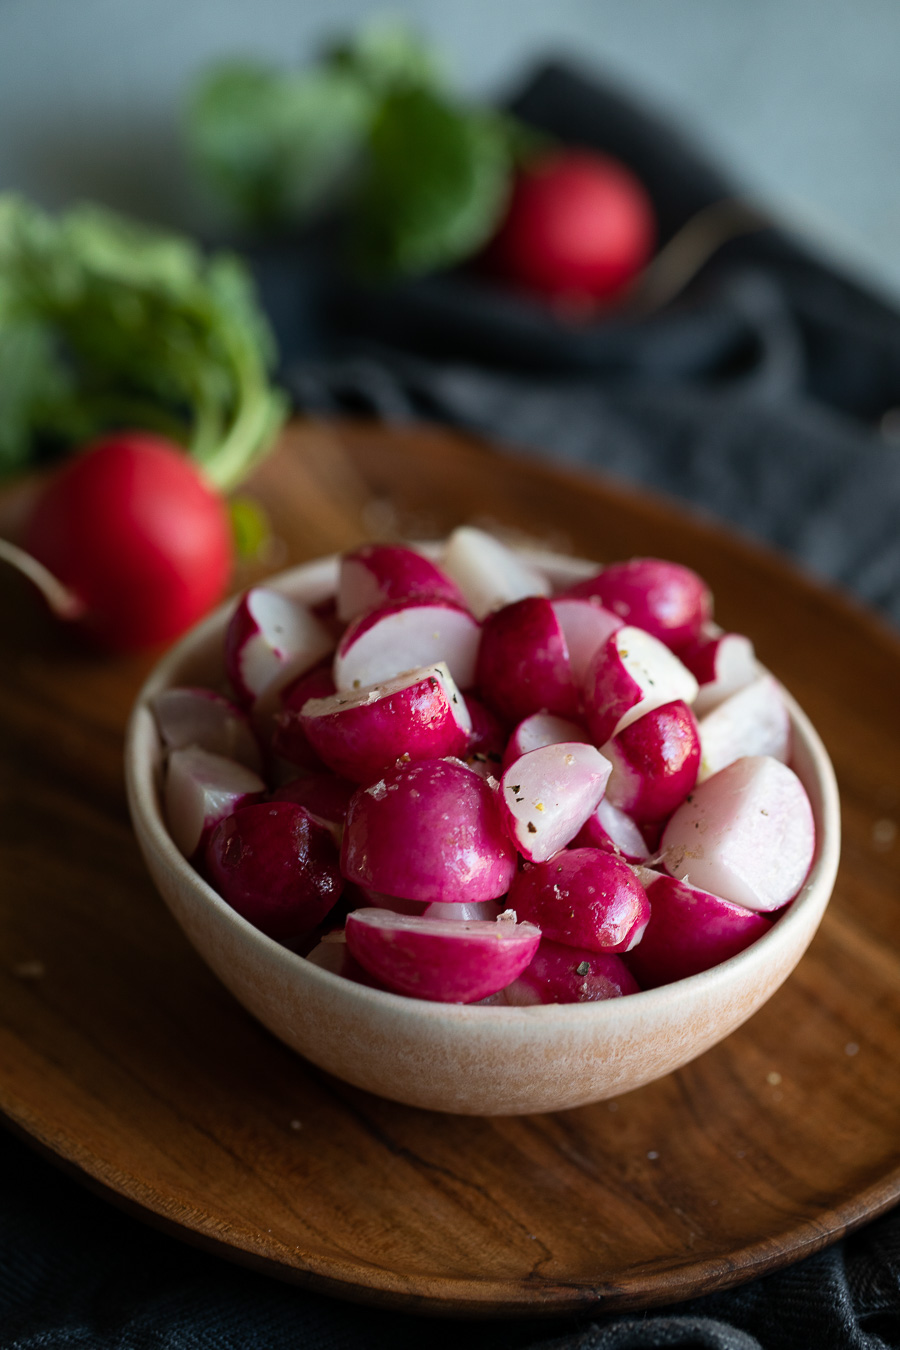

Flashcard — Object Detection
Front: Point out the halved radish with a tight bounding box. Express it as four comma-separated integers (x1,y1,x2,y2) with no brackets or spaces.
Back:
697,673,791,782
550,598,623,686
564,557,712,649
571,797,650,863
583,626,698,746
499,742,611,862
151,687,263,773
337,543,465,622
503,712,589,770
299,663,471,783
271,772,357,837
661,755,815,911
625,873,772,988
476,596,577,723
204,800,343,941
225,588,333,707
508,849,650,952
164,746,265,859
602,700,701,823
305,936,391,990
679,627,758,715
440,526,551,620
345,907,541,1002
502,938,640,1004
270,661,336,769
333,599,480,693
341,758,517,902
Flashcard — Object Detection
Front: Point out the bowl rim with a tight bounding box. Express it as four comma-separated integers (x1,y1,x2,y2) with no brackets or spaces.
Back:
125,545,841,1025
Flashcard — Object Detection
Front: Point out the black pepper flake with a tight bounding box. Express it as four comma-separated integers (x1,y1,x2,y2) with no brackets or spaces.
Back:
575,961,590,976
509,784,520,794
527,822,537,834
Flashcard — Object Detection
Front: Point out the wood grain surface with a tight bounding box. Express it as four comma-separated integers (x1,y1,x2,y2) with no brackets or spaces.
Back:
0,419,898,1317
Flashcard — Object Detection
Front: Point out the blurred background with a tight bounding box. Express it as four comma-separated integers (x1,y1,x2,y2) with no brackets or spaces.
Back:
3,0,900,297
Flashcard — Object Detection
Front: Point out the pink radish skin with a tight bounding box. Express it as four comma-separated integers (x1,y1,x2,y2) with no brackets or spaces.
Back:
333,599,481,693
550,598,623,686
205,800,343,941
661,755,816,912
462,694,507,778
626,874,772,989
270,662,335,769
679,628,758,715
225,588,333,707
499,742,612,863
602,700,701,823
697,673,791,782
477,596,577,724
338,544,465,623
440,526,551,620
151,687,262,773
299,663,471,783
345,908,541,1003
271,773,357,836
503,938,640,1004
571,796,650,862
564,558,712,649
583,625,698,746
306,937,392,990
508,849,650,953
341,759,517,902
164,746,265,860
503,712,588,771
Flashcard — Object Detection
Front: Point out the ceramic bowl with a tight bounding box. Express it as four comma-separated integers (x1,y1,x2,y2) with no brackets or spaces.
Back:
125,549,841,1117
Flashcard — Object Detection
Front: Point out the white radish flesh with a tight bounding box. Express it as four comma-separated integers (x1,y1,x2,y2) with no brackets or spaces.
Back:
571,797,650,862
508,849,650,952
697,673,791,782
337,544,465,622
499,742,612,863
333,599,481,693
583,626,698,747
151,687,262,773
564,557,712,649
225,588,333,707
440,526,551,620
661,755,816,912
680,628,758,715
550,598,623,686
164,746,265,859
503,712,588,770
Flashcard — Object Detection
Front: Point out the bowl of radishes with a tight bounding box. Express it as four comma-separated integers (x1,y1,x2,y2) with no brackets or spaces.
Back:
125,528,840,1115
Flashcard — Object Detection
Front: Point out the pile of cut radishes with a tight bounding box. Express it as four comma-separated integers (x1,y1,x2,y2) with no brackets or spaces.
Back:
151,528,816,1006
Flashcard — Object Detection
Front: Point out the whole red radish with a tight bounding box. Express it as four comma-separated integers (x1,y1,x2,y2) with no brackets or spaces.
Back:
23,432,232,651
485,149,656,304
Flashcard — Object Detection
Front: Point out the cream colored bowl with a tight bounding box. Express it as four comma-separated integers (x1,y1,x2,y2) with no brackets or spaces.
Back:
124,550,840,1116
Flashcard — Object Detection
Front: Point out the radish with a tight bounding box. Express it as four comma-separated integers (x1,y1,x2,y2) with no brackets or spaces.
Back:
16,432,232,651
333,598,481,693
679,627,758,715
151,687,262,773
661,756,816,912
344,908,541,1003
340,758,517,902
477,596,577,724
583,626,698,746
550,598,623,686
571,797,650,863
299,663,471,783
440,526,551,620
305,937,391,989
502,938,640,1005
499,742,611,862
508,849,650,953
163,746,265,860
224,588,333,707
626,874,772,989
565,558,712,650
337,543,464,622
602,700,701,823
483,149,656,303
461,694,507,778
423,900,501,921
697,673,791,782
205,800,343,941
271,772,357,837
503,712,589,770
270,662,336,769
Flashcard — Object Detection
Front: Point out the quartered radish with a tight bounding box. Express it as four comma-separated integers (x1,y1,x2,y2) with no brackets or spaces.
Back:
602,699,701,823
305,937,391,989
477,596,577,723
626,873,772,989
204,800,343,941
299,663,471,783
661,755,815,912
344,907,541,1003
502,938,640,1004
440,526,551,620
697,673,791,782
508,849,650,952
271,772,357,838
333,599,480,693
164,746,265,859
550,598,623,686
225,588,333,707
583,626,698,746
499,742,612,862
679,627,758,715
564,557,712,649
270,662,336,769
571,796,650,862
503,712,588,770
423,900,502,920
461,694,506,778
337,543,465,622
341,758,517,902
151,687,262,772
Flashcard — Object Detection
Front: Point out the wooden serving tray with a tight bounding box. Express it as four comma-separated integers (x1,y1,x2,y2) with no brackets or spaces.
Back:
1,420,898,1317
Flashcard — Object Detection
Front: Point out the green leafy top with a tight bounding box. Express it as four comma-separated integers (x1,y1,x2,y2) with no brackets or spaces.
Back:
0,196,287,485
